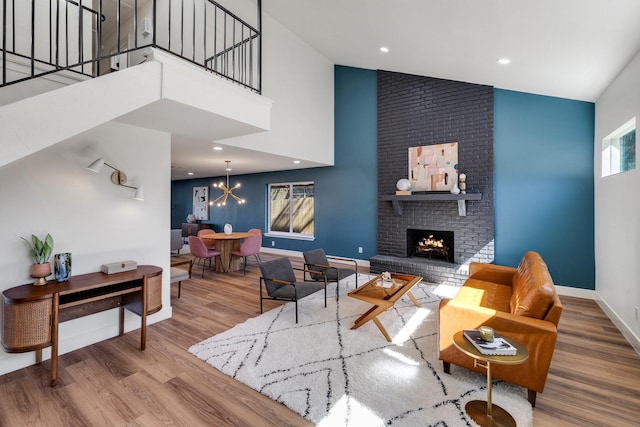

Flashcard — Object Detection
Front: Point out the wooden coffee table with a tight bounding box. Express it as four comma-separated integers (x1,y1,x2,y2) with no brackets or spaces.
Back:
452,331,529,427
347,272,422,342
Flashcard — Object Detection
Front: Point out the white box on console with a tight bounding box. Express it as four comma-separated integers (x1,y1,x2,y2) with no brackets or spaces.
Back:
101,260,137,274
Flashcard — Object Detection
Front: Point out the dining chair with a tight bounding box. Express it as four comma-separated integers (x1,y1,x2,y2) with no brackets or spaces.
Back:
197,229,216,250
231,228,262,274
303,248,358,300
170,259,193,298
188,236,222,277
259,257,326,323
170,229,183,255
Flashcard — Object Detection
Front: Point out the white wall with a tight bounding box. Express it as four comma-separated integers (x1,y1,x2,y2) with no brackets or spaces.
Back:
0,0,94,74
0,121,172,375
594,49,640,351
217,7,335,166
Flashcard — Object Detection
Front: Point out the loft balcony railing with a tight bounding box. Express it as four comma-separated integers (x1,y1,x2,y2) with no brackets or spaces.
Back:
1,0,262,93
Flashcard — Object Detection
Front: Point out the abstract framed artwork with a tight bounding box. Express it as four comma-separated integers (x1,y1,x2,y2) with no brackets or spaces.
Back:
193,186,209,220
408,142,458,191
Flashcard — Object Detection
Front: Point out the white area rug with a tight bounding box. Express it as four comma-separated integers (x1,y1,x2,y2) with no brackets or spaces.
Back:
189,275,533,426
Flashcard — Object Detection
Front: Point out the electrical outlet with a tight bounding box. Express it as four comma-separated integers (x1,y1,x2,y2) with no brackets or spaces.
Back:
358,247,363,254
271,241,275,247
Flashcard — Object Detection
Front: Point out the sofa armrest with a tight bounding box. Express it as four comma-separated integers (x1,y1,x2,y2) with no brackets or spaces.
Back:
439,298,558,393
469,262,517,286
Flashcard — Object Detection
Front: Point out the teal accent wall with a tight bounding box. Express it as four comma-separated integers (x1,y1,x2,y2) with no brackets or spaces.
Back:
172,69,597,289
171,66,378,259
494,89,595,289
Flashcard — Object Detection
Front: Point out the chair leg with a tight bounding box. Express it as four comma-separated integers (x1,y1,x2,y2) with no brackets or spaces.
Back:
178,281,182,298
443,361,451,374
324,284,327,307
528,389,537,407
243,256,247,275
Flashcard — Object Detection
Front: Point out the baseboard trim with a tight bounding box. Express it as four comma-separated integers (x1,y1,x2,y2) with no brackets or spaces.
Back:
554,285,595,299
594,294,640,356
259,247,371,268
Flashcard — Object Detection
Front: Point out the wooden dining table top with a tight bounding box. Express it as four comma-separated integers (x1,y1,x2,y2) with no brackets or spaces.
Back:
199,232,252,240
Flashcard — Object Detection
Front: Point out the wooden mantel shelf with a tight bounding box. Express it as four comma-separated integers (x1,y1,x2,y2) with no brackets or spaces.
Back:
380,192,482,216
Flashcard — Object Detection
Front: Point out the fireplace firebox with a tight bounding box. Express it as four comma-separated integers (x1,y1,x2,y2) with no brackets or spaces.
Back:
407,229,455,263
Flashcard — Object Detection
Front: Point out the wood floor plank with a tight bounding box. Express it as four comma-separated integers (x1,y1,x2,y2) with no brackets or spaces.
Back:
1,254,639,426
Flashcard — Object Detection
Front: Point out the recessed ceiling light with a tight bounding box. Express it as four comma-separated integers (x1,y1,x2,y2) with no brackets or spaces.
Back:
380,46,389,53
497,58,511,65
187,172,194,176
293,160,301,164
213,146,223,151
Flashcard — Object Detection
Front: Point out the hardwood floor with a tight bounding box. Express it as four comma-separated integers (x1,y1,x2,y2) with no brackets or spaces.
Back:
1,253,639,426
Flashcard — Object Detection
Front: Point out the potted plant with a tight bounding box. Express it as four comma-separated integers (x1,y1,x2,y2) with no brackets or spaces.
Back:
21,234,54,285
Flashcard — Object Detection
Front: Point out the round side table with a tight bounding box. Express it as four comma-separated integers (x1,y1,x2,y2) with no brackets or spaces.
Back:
452,331,529,427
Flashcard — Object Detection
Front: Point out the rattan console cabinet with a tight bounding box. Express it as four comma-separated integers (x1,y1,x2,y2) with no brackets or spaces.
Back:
1,265,162,386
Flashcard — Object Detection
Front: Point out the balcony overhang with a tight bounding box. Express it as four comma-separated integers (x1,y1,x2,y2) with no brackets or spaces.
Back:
0,49,272,169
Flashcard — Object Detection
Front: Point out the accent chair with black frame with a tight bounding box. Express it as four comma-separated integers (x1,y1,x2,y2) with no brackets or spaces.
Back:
259,257,327,323
303,248,358,299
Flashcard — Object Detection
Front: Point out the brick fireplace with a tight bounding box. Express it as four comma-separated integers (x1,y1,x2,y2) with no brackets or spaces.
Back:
370,71,494,286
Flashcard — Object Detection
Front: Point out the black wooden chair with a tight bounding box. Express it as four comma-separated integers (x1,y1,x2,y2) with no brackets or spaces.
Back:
259,257,326,323
303,248,358,300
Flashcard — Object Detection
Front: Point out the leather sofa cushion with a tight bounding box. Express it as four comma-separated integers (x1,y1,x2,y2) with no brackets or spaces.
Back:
453,278,512,313
511,252,555,319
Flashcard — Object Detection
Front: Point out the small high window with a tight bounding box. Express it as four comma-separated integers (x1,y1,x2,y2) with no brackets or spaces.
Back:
602,117,636,177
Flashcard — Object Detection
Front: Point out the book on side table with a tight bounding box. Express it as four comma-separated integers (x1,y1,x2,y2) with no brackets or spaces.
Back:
463,330,517,356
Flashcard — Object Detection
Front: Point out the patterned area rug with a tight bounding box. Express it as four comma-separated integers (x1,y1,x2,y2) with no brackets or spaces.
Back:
189,274,533,426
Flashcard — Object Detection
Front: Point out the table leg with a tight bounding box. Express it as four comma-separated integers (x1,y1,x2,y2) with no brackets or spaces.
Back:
372,317,392,342
465,359,517,427
351,302,395,341
50,293,59,387
141,276,148,351
119,306,125,336
214,240,242,272
407,291,420,307
352,304,387,329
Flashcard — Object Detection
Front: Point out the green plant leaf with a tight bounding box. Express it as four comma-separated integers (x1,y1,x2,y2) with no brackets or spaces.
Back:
21,234,53,264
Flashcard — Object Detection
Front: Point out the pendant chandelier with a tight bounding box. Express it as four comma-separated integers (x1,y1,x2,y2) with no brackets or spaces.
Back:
210,160,245,206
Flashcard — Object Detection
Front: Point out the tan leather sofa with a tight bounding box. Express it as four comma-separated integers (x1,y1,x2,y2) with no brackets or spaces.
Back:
438,251,562,406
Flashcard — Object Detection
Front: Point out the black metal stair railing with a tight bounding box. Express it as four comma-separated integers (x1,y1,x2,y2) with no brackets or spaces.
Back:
0,0,261,93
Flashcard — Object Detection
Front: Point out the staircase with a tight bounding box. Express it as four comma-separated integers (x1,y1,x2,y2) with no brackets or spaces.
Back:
0,0,270,169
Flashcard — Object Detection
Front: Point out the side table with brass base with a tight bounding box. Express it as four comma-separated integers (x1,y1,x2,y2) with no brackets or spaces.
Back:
452,331,529,427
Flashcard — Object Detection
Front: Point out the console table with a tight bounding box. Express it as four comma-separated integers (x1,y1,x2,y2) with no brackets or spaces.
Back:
1,265,162,386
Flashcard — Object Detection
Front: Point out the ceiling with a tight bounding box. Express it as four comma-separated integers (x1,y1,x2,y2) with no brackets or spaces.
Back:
171,0,640,180
263,0,640,102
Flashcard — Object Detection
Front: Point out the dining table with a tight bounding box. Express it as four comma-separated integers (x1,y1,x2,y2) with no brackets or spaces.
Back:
200,232,252,272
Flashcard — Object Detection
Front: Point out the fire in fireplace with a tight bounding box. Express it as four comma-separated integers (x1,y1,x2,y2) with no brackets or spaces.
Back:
407,229,455,263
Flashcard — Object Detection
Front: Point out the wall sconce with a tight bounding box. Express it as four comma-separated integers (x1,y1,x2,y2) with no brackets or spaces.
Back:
87,158,145,201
